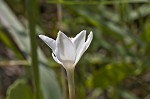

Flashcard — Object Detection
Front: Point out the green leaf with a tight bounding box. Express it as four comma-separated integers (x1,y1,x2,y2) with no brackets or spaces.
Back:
40,66,62,99
120,91,139,99
6,79,34,99
0,31,23,59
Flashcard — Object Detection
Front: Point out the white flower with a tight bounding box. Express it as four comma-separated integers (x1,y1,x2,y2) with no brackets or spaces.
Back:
39,30,93,69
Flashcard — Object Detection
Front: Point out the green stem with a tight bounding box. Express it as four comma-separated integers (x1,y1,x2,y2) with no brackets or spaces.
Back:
66,68,75,99
27,0,42,99
48,0,148,5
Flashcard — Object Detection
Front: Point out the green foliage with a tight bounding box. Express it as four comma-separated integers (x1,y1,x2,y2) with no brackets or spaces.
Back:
93,63,132,89
0,0,62,99
6,79,33,99
0,31,23,59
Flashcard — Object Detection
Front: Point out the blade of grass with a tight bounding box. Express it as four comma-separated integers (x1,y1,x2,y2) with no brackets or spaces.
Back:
47,0,148,5
0,31,23,59
0,60,29,67
26,0,42,99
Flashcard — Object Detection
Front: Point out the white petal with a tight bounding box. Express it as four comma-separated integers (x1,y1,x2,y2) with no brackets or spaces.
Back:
39,35,56,52
52,53,63,65
55,31,76,64
71,30,86,43
84,31,93,51
71,30,86,55
73,31,93,66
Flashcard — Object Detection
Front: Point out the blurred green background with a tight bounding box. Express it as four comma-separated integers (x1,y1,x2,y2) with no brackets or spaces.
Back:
0,0,150,99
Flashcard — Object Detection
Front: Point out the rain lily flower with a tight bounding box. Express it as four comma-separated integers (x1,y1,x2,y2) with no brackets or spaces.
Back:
39,30,93,99
39,30,93,70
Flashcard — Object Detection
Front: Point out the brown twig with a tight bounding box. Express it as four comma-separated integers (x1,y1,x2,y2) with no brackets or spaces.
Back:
0,60,29,67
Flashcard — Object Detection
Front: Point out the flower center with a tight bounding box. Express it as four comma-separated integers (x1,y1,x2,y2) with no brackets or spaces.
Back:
63,60,74,69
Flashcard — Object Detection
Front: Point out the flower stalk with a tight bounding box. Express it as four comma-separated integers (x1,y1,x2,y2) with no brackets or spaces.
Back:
66,68,75,99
